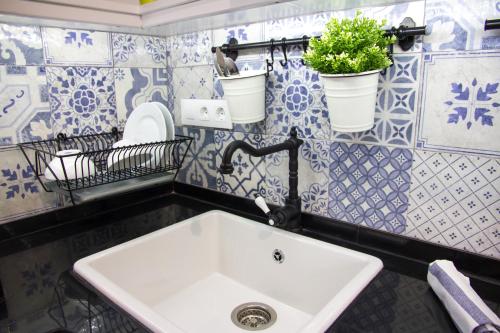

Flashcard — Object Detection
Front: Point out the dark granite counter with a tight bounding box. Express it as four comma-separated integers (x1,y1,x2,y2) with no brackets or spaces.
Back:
0,184,498,333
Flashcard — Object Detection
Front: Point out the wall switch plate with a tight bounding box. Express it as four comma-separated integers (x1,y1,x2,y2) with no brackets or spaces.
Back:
180,99,233,129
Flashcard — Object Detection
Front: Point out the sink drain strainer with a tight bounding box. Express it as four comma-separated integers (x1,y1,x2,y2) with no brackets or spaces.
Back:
231,302,277,331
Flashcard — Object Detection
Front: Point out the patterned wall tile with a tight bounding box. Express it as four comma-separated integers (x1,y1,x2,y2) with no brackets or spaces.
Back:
333,55,420,147
265,135,329,216
0,146,58,224
46,67,116,136
328,143,413,233
405,150,499,259
0,66,51,145
417,52,500,157
266,58,330,140
169,31,212,67
172,66,214,125
212,22,264,58
177,127,216,189
215,130,265,198
423,0,500,52
41,28,112,66
112,33,167,68
0,24,43,65
114,67,168,128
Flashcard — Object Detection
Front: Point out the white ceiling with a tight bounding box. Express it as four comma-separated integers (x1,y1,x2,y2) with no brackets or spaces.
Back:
0,0,415,36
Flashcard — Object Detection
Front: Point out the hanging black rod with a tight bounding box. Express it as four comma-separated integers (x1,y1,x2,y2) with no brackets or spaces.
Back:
210,25,427,54
485,19,500,30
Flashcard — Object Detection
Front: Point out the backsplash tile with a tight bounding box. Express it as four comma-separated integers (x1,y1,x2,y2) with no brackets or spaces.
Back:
169,31,212,67
0,24,43,65
328,143,413,233
112,33,167,68
114,67,169,129
417,51,500,157
172,66,213,124
0,65,51,145
265,135,329,216
41,28,113,66
215,130,266,198
0,146,58,223
46,66,116,136
405,150,499,258
177,127,217,190
0,0,498,260
333,54,420,147
423,0,500,52
266,58,330,140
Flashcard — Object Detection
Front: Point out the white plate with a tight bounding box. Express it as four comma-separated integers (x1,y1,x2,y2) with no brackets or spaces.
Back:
123,103,167,144
152,102,175,141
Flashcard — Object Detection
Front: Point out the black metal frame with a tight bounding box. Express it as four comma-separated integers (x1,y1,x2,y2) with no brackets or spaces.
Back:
18,128,192,205
211,17,427,76
485,18,500,30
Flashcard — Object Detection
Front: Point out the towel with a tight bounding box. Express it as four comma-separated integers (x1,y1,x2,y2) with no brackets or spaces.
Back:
428,260,500,333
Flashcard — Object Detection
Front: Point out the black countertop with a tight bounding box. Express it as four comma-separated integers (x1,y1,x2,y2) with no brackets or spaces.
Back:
0,184,498,333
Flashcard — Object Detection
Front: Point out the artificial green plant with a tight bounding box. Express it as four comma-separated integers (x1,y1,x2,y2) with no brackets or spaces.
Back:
303,12,396,74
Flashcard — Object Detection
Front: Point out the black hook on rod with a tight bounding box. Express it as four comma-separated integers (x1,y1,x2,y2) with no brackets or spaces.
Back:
279,38,288,67
265,38,276,77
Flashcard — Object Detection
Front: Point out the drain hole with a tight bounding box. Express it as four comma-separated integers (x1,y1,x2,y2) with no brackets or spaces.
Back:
231,302,277,331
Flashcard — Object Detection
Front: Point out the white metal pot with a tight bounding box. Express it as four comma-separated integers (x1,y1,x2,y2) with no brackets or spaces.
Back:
320,69,380,133
219,70,266,124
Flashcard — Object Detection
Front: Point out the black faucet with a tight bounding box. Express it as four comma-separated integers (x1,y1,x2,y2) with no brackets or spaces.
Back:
219,127,304,232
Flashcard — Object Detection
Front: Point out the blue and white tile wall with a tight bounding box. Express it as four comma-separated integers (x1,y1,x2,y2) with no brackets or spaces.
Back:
173,0,500,259
0,25,169,224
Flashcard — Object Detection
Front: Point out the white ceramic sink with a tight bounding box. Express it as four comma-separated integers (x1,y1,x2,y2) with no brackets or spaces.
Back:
74,210,382,333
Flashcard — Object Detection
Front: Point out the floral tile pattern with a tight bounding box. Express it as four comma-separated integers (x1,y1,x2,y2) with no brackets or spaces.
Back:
169,31,212,67
112,33,167,68
333,55,419,147
423,0,500,52
114,67,168,128
405,150,499,259
41,28,112,66
215,130,266,198
266,58,330,140
328,142,413,233
0,146,58,224
0,24,43,65
0,65,51,145
172,66,213,125
177,127,216,189
265,135,329,215
417,52,500,157
46,66,116,136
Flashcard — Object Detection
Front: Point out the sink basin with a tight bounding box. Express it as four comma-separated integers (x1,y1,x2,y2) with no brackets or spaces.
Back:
74,210,382,333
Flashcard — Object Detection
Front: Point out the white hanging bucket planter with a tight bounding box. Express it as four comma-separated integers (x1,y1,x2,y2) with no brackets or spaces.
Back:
320,69,380,133
218,70,267,124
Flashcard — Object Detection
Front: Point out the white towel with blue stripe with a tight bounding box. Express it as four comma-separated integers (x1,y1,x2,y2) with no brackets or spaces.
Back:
428,260,500,333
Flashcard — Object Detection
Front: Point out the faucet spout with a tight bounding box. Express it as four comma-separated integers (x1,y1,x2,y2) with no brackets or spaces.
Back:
218,127,304,231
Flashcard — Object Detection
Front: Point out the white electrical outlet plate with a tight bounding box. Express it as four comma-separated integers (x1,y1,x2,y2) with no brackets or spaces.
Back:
180,99,233,129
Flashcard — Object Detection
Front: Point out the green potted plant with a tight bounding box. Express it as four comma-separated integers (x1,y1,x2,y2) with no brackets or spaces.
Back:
303,12,396,132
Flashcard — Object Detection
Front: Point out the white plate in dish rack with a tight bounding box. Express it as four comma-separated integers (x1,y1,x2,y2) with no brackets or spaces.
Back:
113,103,167,170
152,102,175,141
123,103,167,144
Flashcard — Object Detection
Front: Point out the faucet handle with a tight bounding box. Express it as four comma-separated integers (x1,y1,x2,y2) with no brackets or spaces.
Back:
254,195,276,226
254,195,270,214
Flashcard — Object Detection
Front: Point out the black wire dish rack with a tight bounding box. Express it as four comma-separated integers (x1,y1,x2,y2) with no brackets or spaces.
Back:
18,128,192,205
